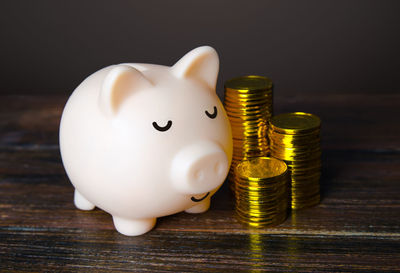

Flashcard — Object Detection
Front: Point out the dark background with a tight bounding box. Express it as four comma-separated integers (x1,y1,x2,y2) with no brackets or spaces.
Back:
1,0,399,97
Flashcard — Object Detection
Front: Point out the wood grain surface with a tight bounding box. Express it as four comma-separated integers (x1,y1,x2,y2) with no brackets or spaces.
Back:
0,93,399,272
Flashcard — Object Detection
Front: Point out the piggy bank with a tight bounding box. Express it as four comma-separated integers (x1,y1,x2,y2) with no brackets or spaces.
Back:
59,46,233,236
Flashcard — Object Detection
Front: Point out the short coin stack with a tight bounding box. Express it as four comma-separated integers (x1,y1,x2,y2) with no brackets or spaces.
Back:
268,112,321,209
223,76,273,190
234,157,289,227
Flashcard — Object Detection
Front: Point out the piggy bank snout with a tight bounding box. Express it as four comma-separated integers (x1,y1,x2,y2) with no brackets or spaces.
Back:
171,142,229,195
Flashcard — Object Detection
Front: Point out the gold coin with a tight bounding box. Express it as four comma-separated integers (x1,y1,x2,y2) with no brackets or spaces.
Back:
235,157,288,182
224,93,272,102
235,203,288,217
228,116,270,123
235,209,288,224
291,194,320,210
233,156,288,227
270,152,321,162
224,75,275,219
269,137,320,146
269,112,321,135
267,112,321,210
225,75,273,92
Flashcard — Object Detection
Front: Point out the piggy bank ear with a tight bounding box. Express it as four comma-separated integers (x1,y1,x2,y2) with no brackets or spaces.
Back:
99,65,152,116
171,46,219,90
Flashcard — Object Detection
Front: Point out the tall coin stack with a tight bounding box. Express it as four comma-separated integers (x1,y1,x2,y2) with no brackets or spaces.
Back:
234,157,289,227
268,112,321,209
223,76,273,190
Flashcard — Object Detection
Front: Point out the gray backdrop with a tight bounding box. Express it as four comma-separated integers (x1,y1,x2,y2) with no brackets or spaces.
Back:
1,0,399,97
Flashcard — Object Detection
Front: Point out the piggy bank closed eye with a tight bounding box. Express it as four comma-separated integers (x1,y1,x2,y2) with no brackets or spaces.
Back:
59,46,233,236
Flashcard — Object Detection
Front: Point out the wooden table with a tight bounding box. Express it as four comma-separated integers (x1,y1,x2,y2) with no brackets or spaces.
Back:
1,93,399,272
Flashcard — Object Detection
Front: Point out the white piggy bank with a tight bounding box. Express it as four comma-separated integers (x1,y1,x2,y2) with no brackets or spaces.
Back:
59,46,233,236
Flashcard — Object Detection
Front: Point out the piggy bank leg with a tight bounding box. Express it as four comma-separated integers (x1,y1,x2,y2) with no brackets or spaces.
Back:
112,216,156,236
185,197,210,213
74,189,95,210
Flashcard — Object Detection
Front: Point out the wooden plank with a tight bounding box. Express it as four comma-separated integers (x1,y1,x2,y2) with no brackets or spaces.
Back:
1,228,399,272
0,95,64,148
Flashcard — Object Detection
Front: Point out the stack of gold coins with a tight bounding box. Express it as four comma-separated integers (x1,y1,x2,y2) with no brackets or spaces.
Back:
234,157,289,227
223,76,273,190
268,112,321,209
